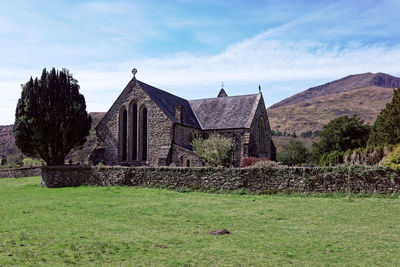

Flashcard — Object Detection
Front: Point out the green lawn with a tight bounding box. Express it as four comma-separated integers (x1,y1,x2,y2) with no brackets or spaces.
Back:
1,177,400,266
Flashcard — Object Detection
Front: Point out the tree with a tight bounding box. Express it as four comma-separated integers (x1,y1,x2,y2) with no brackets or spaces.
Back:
13,68,91,166
277,139,309,166
310,115,370,164
191,134,234,167
368,88,400,146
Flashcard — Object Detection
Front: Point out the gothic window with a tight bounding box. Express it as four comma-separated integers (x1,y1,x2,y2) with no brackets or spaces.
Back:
131,103,138,161
140,106,148,161
259,116,266,154
186,159,191,167
119,107,128,161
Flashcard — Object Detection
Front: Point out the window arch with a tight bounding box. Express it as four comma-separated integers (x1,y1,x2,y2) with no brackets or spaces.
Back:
139,106,148,161
186,159,191,167
119,107,128,161
259,116,266,155
130,102,138,161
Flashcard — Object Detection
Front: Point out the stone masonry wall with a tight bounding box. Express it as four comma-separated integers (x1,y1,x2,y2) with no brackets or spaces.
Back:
249,95,272,159
0,167,41,178
41,166,400,194
96,79,174,166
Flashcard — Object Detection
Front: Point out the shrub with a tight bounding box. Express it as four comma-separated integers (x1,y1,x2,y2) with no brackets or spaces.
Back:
320,151,344,166
22,157,45,167
383,144,400,171
192,134,234,167
241,157,270,167
277,139,309,166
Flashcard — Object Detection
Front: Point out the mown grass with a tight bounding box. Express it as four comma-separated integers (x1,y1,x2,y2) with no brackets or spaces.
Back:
1,176,400,266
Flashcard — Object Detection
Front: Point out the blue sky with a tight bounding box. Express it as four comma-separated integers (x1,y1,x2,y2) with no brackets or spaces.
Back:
1,0,400,124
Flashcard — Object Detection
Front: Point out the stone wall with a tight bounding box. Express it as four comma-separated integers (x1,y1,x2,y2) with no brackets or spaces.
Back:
249,95,273,159
0,167,41,178
41,165,400,194
95,79,174,166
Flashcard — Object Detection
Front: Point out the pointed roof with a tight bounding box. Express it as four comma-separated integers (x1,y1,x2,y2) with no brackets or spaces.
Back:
217,88,228,97
137,80,201,129
189,94,261,130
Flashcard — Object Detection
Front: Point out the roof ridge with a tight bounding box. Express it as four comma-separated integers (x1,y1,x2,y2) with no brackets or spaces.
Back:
189,93,259,102
137,80,188,102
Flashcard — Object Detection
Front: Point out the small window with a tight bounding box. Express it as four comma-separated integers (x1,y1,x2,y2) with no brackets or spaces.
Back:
186,159,191,167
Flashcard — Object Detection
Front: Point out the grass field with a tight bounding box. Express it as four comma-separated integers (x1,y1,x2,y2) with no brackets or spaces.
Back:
1,177,400,266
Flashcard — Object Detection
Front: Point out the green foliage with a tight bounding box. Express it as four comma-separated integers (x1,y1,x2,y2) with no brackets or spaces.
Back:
311,115,370,164
22,157,45,167
13,68,91,166
277,139,309,165
368,88,400,146
191,134,234,167
319,151,344,166
6,153,24,167
383,144,400,171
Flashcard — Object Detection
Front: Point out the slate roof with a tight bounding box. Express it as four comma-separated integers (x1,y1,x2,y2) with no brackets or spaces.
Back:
137,80,201,129
189,94,260,130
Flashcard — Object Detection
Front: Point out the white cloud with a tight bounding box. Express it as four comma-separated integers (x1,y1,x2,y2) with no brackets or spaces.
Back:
2,33,400,124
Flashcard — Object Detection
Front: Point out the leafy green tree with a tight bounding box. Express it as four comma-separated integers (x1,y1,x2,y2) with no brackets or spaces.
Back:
310,115,370,164
13,68,91,166
277,139,309,166
383,144,400,171
192,134,234,167
368,88,400,146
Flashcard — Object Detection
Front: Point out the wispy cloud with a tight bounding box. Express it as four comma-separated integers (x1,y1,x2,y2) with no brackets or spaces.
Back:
1,0,400,124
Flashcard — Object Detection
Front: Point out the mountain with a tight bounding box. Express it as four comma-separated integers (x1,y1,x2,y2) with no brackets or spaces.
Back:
0,112,106,164
269,72,400,109
267,73,400,136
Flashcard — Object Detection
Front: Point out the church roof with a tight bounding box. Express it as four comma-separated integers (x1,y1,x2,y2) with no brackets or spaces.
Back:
137,80,201,129
189,94,261,130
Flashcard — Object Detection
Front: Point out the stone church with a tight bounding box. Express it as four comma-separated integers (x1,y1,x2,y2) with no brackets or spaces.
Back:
91,69,275,167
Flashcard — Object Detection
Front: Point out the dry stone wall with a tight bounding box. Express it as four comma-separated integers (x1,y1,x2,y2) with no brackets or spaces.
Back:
0,167,41,178
41,165,400,194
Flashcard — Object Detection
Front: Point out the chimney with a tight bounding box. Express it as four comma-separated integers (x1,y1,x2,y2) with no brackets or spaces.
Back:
175,105,184,123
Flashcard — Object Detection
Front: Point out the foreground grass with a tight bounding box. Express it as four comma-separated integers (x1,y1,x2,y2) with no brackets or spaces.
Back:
1,177,400,266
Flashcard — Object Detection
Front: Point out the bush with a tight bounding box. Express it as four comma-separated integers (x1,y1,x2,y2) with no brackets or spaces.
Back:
383,144,400,171
250,160,277,168
277,139,309,166
22,157,45,167
241,157,270,167
319,151,344,166
192,134,234,167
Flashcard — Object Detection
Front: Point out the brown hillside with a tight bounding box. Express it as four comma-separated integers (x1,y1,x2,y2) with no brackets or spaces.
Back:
269,72,400,109
268,86,394,135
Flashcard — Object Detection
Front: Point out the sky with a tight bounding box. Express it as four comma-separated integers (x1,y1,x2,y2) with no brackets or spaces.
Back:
1,0,400,124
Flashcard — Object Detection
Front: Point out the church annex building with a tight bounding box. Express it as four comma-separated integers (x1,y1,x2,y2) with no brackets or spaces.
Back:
92,70,275,167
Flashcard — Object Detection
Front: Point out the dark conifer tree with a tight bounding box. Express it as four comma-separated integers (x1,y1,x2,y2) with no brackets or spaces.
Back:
13,68,91,166
368,88,400,146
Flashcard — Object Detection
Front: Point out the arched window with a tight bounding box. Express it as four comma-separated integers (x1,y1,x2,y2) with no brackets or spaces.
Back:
131,103,138,161
139,106,147,161
259,116,266,155
119,107,128,161
186,159,191,167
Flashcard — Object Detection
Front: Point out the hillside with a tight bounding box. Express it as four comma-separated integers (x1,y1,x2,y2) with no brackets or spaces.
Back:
267,73,399,135
0,112,105,164
270,72,400,109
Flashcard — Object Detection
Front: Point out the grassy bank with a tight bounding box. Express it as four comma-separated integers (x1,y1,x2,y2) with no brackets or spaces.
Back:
1,176,400,266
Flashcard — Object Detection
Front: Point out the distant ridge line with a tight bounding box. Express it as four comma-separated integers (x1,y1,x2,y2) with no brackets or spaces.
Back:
269,72,400,109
